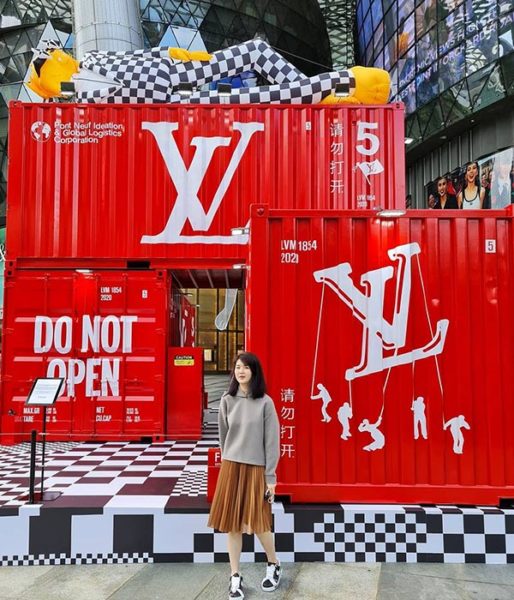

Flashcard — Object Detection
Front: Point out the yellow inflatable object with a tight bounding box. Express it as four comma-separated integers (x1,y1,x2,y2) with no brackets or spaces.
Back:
27,49,79,99
168,48,213,62
321,66,391,105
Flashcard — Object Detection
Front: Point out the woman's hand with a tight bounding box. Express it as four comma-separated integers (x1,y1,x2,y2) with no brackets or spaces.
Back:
266,483,276,502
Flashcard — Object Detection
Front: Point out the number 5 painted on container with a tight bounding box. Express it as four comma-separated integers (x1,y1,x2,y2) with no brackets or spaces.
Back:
485,239,496,253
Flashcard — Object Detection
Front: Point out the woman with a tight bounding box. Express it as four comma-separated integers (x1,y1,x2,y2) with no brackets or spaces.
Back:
208,352,281,599
458,161,485,209
433,175,460,209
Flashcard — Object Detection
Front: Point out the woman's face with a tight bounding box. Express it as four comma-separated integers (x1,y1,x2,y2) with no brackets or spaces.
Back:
437,178,447,196
234,359,252,386
466,163,478,181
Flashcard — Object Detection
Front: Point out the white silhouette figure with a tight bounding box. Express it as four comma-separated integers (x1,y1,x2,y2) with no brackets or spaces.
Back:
337,402,353,439
311,383,332,423
358,416,385,451
411,396,427,440
443,415,470,454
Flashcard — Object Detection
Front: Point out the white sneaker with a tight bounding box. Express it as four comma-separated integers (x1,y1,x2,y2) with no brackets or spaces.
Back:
261,561,282,592
229,573,244,599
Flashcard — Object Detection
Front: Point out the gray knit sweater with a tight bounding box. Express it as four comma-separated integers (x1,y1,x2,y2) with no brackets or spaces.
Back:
218,390,280,484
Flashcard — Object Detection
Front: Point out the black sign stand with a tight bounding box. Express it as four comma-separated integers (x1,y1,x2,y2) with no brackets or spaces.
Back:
24,377,64,503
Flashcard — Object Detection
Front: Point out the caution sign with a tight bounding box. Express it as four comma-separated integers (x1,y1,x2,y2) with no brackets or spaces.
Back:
174,354,195,366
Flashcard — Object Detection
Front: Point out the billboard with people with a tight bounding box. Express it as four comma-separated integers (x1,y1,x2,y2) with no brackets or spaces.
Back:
425,147,514,209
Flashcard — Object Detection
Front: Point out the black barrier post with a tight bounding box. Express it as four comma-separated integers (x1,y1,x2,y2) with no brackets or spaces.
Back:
28,429,37,504
40,406,47,499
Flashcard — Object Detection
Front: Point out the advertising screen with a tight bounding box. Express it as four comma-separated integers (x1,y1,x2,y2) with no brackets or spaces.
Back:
424,147,514,209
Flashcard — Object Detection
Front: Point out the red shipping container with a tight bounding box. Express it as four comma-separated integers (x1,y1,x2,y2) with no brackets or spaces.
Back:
7,102,405,266
247,206,514,505
167,347,204,439
1,268,167,442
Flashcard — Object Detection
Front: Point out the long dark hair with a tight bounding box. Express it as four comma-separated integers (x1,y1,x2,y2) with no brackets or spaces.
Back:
463,161,479,189
227,351,267,399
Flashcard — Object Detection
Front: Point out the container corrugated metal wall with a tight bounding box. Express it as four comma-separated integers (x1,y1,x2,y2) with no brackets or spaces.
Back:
247,206,514,504
7,102,405,264
0,269,168,441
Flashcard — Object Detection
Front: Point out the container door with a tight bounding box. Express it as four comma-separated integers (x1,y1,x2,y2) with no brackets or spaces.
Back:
1,269,167,441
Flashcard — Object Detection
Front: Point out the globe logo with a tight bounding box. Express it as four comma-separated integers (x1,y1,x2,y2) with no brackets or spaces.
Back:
30,121,52,142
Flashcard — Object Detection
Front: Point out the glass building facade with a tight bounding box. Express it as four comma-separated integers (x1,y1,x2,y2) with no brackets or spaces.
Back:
356,0,513,147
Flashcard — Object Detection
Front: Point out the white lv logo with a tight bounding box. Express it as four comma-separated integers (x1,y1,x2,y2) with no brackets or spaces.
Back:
314,243,449,381
140,121,264,245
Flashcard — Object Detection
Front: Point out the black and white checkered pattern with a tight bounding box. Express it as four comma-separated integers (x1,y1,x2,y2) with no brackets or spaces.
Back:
75,39,355,104
0,553,152,567
188,72,354,105
170,470,207,497
0,432,217,508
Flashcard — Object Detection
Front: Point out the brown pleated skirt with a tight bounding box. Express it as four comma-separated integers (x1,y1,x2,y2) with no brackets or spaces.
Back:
208,459,272,534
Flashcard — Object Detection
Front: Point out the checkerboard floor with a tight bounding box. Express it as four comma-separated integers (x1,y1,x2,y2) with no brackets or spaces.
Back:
0,423,218,509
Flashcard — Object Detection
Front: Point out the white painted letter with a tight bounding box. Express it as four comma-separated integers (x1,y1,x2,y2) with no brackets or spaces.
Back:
34,316,53,353
101,316,120,353
82,315,100,352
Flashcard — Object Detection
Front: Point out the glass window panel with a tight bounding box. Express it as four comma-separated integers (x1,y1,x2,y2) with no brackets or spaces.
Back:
217,330,227,371
386,34,398,66
398,13,415,56
445,84,470,123
173,25,197,48
366,40,374,64
417,28,438,71
398,79,417,113
439,43,465,91
384,43,392,69
0,0,22,29
236,290,244,330
357,1,364,26
358,31,366,59
406,113,421,141
363,13,373,47
21,4,46,26
399,0,415,21
13,31,32,55
475,64,506,109
466,0,497,36
499,11,514,57
374,22,384,54
466,61,494,102
465,28,498,74
48,18,72,35
416,100,436,135
424,101,444,137
437,0,463,19
0,40,9,61
398,46,416,86
375,49,384,68
370,0,384,30
383,0,396,12
438,5,465,55
142,20,168,46
416,63,439,105
26,23,46,48
390,64,399,96
0,83,21,102
143,2,167,22
384,6,397,42
237,332,245,354
198,289,216,328
362,0,371,20
499,0,511,17
416,0,437,38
